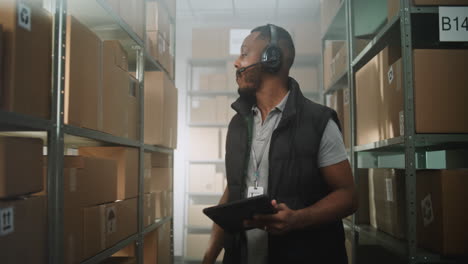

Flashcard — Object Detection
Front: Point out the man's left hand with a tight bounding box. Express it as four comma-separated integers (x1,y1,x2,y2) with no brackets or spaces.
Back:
244,200,298,235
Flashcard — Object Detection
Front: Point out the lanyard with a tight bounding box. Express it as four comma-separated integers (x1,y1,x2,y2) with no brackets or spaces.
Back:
251,112,281,189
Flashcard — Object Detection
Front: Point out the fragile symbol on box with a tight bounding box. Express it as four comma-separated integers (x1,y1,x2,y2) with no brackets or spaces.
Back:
0,207,14,236
17,3,32,31
421,194,434,227
106,207,117,234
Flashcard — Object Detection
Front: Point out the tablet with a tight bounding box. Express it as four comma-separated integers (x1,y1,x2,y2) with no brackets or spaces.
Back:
203,194,277,233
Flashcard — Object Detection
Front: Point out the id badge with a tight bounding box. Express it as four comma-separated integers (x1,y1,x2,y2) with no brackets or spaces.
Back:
247,186,264,197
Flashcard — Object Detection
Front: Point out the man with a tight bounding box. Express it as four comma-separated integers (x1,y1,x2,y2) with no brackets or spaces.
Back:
203,24,357,264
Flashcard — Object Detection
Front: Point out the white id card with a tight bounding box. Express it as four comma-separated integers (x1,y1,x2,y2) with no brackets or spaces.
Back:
247,186,264,197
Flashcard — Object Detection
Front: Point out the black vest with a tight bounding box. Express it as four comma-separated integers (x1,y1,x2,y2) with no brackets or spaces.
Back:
223,78,348,264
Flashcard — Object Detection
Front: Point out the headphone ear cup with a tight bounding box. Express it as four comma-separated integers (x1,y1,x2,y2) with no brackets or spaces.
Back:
261,45,282,73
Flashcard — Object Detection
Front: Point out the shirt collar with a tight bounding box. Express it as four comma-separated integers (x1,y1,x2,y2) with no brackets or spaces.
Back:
252,90,291,114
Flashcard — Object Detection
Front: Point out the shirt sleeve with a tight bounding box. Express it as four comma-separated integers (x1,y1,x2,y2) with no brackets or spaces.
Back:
318,119,349,168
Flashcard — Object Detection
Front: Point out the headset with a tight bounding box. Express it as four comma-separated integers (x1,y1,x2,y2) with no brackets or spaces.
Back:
261,24,282,73
237,24,283,75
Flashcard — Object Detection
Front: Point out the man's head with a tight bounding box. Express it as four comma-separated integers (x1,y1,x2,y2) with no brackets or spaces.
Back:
235,24,295,101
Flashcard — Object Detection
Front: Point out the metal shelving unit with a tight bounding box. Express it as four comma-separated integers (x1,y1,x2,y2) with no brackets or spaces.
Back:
321,1,468,264
0,0,176,263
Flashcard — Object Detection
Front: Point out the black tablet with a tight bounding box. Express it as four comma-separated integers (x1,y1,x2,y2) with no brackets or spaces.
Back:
203,194,277,233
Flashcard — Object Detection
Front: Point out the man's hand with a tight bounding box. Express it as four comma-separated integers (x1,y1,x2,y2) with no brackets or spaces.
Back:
244,200,298,235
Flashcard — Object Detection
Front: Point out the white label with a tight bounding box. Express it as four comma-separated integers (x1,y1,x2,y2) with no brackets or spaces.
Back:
192,100,200,109
388,66,394,85
399,111,405,136
18,3,32,31
421,194,434,227
247,186,264,198
343,89,350,105
229,29,251,55
0,207,14,236
69,168,77,192
439,7,468,42
106,207,117,234
385,178,394,202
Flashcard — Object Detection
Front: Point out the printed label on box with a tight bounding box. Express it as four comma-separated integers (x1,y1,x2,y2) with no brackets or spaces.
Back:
17,3,32,31
421,194,434,227
0,207,14,236
106,207,117,234
388,66,394,85
385,178,394,202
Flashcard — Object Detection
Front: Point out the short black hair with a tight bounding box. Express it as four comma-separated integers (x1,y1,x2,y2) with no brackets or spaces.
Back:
251,24,295,71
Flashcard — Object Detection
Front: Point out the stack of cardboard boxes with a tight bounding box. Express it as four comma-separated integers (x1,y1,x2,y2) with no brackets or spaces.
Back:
52,146,140,264
0,137,46,264
144,72,178,149
0,0,52,119
146,0,175,79
144,152,174,223
368,169,468,256
323,40,347,91
65,16,140,140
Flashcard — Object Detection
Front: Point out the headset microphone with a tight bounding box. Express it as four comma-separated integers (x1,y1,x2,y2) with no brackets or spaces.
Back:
236,59,277,75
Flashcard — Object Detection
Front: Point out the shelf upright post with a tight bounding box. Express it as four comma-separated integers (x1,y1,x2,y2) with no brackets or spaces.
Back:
344,0,358,263
136,41,146,263
48,0,67,263
399,0,418,263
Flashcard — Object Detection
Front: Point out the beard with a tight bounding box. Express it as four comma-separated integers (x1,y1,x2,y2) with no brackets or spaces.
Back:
237,66,263,105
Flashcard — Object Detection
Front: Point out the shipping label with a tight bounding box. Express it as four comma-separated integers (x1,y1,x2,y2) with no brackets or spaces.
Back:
18,3,32,31
0,207,14,236
421,194,434,227
385,178,394,202
106,206,117,234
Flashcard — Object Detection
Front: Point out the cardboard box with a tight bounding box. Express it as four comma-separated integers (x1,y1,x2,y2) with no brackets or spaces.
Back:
167,191,173,217
65,16,101,131
119,0,144,39
330,43,348,83
417,170,468,256
0,196,47,264
151,152,172,168
78,147,139,200
368,169,406,239
192,28,229,59
0,137,43,198
328,89,344,130
0,24,3,96
320,0,343,33
186,234,223,261
144,193,156,227
342,88,351,148
126,75,139,140
356,169,370,224
188,204,212,227
189,164,224,193
290,67,319,93
355,45,403,146
189,128,220,160
144,72,178,149
143,230,158,264
100,257,137,264
190,96,229,124
157,221,173,264
198,73,228,91
293,24,321,55
388,0,400,20
323,41,345,90
413,0,468,5
154,190,169,219
63,156,119,209
146,1,159,32
413,49,468,133
102,40,130,137
0,0,51,119
83,198,138,260
146,168,173,193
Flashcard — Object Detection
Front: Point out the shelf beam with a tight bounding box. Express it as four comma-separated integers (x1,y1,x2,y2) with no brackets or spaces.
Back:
80,234,139,264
